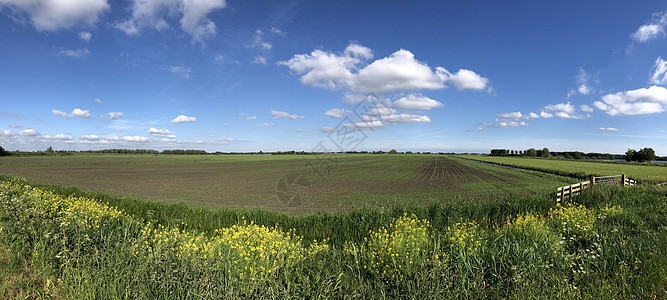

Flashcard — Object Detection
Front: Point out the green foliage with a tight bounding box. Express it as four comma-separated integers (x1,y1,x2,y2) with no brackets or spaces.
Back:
0,146,9,157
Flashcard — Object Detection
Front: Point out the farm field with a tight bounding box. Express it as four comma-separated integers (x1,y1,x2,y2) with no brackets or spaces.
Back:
457,155,667,184
0,154,574,211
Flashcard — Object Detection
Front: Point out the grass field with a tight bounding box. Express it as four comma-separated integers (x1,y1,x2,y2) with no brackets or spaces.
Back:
0,176,665,298
458,155,667,184
0,154,575,212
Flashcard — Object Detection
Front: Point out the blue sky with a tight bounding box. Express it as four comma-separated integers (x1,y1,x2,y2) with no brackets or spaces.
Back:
1,0,667,155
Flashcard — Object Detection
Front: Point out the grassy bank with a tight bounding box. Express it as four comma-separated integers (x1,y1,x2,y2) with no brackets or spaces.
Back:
1,176,665,298
457,155,667,184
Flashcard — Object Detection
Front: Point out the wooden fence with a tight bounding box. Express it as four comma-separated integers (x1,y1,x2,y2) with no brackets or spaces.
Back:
556,181,590,202
556,174,636,202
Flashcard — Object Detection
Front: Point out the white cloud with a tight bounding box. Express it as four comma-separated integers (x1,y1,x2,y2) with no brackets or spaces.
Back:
280,43,490,94
148,127,172,135
271,26,285,36
95,98,102,103
52,109,69,117
251,29,272,50
392,93,443,110
594,85,667,116
0,129,13,136
45,134,73,141
259,122,275,127
345,120,384,129
8,124,23,128
580,104,594,113
79,134,99,141
496,111,524,120
632,24,664,43
71,108,90,118
445,69,490,91
527,112,540,119
57,48,90,58
541,102,584,119
241,116,256,120
380,113,431,124
20,128,40,136
271,110,304,120
578,84,591,95
115,0,226,44
171,115,197,123
497,121,528,128
0,0,109,31
650,57,667,85
170,65,191,78
78,31,91,41
319,126,336,133
540,111,554,118
252,56,267,65
325,108,346,118
107,112,123,120
599,127,622,132
122,135,149,142
354,49,448,93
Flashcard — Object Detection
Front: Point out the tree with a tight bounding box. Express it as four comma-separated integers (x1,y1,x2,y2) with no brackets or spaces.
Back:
625,148,636,162
526,148,537,157
0,146,9,156
541,147,550,157
388,149,398,154
571,151,582,160
637,147,656,162
46,146,54,153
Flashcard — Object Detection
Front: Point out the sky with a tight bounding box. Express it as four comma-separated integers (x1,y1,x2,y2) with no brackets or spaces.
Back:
1,1,667,155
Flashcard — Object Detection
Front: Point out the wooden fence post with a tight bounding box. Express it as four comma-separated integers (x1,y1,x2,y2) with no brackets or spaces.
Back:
591,176,596,185
621,174,626,186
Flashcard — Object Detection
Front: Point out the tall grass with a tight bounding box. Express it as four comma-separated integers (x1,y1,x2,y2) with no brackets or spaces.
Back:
1,175,665,298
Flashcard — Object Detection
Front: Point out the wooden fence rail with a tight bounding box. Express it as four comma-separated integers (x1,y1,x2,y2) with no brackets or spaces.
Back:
556,174,636,202
556,181,590,202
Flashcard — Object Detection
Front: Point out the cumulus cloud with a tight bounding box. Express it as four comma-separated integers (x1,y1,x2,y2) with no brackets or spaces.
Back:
594,85,667,116
599,127,622,132
115,0,226,44
445,69,490,91
241,116,256,120
567,68,593,98
271,110,304,120
78,31,91,41
325,108,347,118
580,104,594,113
20,128,40,136
392,93,443,110
148,127,172,135
107,112,123,120
319,126,336,133
0,0,109,31
259,123,275,127
71,108,90,118
79,134,99,141
122,135,149,142
279,43,490,94
650,57,667,85
495,111,540,121
497,121,528,128
57,48,90,58
541,102,585,119
171,115,197,123
45,134,73,141
0,129,13,136
53,108,90,118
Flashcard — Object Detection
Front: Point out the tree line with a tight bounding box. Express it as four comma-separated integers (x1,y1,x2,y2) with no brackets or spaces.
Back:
490,147,662,162
624,148,656,162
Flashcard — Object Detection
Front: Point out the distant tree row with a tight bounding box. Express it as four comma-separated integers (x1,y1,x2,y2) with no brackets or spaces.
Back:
625,148,656,163
490,148,550,158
